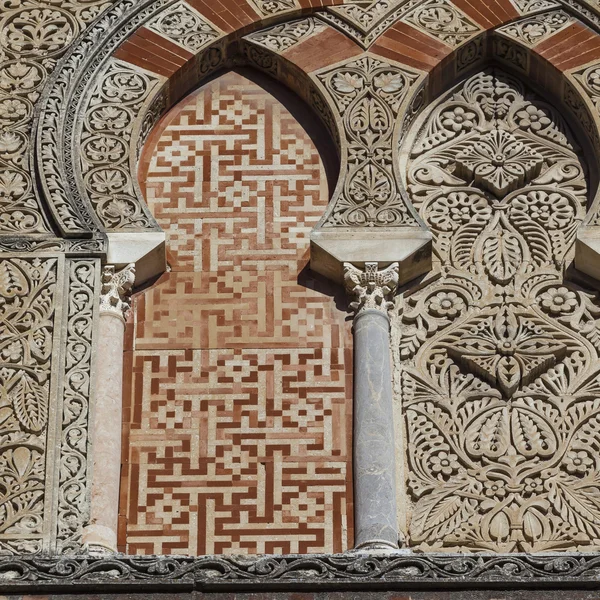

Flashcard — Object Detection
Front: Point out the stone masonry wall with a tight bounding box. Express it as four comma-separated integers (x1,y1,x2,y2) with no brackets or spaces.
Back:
119,69,352,555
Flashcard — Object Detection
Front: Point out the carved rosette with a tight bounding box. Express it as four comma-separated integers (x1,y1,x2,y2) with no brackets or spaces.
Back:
99,264,135,321
398,69,600,552
344,262,399,316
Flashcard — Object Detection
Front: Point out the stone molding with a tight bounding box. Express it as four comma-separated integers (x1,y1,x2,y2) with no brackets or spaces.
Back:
4,553,600,591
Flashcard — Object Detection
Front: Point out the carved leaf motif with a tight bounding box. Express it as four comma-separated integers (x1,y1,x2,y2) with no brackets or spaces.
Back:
0,261,28,297
410,483,475,540
511,406,557,457
465,406,510,458
481,224,523,284
10,371,48,434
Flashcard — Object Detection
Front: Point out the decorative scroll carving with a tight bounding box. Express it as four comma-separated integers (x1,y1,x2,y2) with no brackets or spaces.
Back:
246,0,298,17
57,259,99,553
316,55,420,227
246,17,325,52
6,552,600,590
100,264,135,320
146,1,220,52
496,10,573,46
403,0,480,47
399,69,600,552
78,59,162,230
0,258,58,554
344,262,399,315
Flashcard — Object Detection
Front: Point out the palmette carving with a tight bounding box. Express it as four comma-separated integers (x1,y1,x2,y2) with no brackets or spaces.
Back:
399,69,600,552
246,17,324,52
317,56,420,227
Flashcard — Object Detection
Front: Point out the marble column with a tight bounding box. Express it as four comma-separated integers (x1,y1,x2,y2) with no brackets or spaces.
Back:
344,262,399,550
82,264,135,554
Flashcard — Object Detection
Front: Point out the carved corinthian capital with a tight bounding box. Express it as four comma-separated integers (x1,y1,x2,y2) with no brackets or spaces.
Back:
100,264,136,320
343,262,399,316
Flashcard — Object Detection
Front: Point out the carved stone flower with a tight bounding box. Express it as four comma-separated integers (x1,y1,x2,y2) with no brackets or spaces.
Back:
565,450,593,475
373,72,405,93
332,72,363,94
428,291,465,318
2,341,22,362
523,477,543,496
588,68,600,93
0,98,28,121
430,451,460,476
516,105,551,132
455,129,544,197
540,287,578,315
484,479,506,499
442,106,477,133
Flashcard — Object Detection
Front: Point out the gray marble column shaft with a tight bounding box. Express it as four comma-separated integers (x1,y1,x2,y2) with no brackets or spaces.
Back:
353,308,399,549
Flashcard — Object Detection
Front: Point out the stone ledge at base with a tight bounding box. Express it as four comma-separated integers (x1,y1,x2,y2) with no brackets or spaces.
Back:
3,553,600,593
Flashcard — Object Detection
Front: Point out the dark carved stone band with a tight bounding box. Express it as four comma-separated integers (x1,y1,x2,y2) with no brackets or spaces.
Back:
4,553,600,592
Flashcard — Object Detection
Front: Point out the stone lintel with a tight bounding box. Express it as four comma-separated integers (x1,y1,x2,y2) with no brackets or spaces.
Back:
106,231,166,286
310,229,432,285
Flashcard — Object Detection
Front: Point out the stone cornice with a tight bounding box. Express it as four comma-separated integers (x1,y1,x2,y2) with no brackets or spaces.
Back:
3,553,600,592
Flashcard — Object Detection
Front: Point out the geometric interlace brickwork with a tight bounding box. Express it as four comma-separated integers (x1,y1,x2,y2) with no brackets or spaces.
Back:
120,70,352,555
399,68,600,552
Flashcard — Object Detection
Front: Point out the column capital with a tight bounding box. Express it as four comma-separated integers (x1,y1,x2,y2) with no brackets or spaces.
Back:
100,264,136,320
343,262,399,317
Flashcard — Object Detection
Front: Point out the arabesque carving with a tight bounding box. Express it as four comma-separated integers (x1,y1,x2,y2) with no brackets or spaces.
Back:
78,59,162,230
0,0,120,234
496,10,573,47
398,69,600,552
316,56,420,227
246,0,298,17
403,0,480,47
246,17,325,52
0,258,58,554
146,1,220,52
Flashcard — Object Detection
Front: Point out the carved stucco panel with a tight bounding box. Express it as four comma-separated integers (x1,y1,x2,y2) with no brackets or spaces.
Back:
145,1,222,53
245,17,326,53
314,55,422,228
0,1,122,234
76,58,165,231
0,257,60,554
397,69,600,552
496,10,574,47
508,0,561,14
246,0,300,17
402,0,480,47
